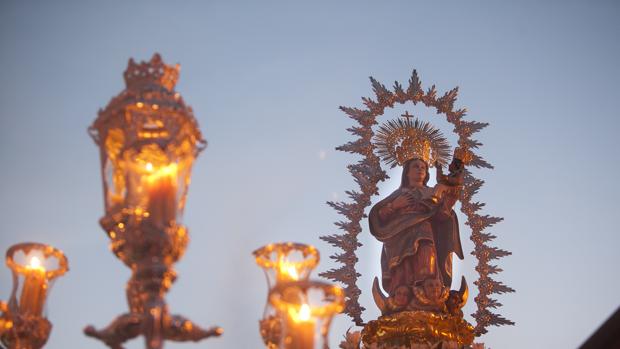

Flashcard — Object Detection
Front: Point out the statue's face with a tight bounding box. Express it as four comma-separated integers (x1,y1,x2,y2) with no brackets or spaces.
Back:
407,159,427,186
394,286,410,306
423,278,442,301
447,292,460,310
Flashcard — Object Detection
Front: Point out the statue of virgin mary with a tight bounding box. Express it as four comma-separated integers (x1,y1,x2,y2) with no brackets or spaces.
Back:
369,118,463,302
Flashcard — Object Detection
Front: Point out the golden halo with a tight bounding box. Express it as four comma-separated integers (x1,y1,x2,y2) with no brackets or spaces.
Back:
374,117,451,168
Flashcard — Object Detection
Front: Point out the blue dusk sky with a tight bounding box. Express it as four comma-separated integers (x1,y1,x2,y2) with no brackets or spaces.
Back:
1,1,619,348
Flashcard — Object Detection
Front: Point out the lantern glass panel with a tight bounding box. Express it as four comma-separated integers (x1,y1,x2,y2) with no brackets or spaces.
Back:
99,110,198,227
103,127,127,211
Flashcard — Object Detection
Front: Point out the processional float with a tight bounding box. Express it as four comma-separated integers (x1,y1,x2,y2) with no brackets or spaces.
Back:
318,71,515,349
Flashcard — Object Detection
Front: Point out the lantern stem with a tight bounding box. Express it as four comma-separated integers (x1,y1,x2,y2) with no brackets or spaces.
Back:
84,221,222,348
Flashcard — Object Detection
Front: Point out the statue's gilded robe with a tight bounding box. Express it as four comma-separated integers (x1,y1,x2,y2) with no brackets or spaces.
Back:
368,186,463,294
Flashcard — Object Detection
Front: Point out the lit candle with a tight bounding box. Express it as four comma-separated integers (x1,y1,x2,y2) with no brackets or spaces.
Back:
277,260,300,283
270,281,343,349
145,163,178,227
19,257,47,316
284,303,315,349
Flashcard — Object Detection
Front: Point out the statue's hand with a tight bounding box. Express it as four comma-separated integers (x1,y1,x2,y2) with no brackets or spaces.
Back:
435,161,443,174
391,194,410,210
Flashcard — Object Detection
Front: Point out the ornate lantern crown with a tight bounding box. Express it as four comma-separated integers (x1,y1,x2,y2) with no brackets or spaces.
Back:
123,54,180,92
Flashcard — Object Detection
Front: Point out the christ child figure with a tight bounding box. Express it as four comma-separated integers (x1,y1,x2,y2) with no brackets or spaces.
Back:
433,149,466,201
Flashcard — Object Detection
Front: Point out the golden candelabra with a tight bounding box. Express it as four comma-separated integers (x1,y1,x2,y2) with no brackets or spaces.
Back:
0,243,68,349
83,53,221,349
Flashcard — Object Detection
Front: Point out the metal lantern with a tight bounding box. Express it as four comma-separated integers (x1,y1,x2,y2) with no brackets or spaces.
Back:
89,53,205,234
84,53,221,349
0,242,68,349
253,243,320,348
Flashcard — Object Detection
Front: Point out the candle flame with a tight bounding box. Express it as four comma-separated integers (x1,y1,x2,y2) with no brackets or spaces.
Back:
28,257,45,271
145,163,178,183
278,261,300,281
289,302,313,323
30,257,41,268
286,265,299,280
299,304,311,321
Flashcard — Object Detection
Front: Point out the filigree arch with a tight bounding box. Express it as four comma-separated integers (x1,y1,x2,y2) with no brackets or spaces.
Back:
319,70,514,335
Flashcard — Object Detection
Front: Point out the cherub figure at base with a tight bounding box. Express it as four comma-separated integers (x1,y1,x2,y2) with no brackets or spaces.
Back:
446,276,469,318
409,278,449,313
387,285,413,315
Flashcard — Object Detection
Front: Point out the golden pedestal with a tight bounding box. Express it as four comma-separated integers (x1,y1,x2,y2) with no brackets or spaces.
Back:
361,310,474,348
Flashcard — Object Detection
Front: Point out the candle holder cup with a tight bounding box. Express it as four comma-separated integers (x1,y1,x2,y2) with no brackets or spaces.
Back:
269,280,344,349
253,243,319,348
0,242,68,349
84,53,221,349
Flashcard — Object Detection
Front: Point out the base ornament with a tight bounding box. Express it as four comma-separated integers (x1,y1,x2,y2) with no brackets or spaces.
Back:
258,314,281,349
0,313,52,349
361,311,474,348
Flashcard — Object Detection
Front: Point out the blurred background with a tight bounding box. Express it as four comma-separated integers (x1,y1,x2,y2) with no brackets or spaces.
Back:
0,1,619,348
